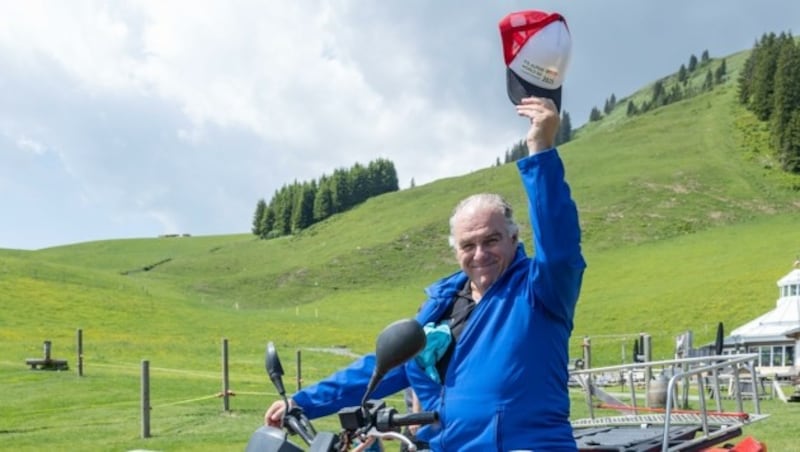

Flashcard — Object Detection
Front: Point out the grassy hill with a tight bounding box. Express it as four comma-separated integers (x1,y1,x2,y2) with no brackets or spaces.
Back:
1,49,799,451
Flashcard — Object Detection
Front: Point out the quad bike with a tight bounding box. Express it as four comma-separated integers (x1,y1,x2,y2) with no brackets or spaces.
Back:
245,319,438,451
570,353,769,451
246,318,770,451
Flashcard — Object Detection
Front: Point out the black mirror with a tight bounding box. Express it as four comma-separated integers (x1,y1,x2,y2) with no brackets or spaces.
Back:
362,319,426,405
266,342,286,397
375,319,426,375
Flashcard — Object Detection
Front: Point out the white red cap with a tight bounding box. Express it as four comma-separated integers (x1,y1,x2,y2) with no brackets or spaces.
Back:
499,10,572,111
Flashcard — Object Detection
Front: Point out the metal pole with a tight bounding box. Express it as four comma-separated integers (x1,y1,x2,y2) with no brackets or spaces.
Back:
77,329,84,377
582,336,593,419
642,334,652,407
222,338,230,412
582,336,592,370
141,360,151,438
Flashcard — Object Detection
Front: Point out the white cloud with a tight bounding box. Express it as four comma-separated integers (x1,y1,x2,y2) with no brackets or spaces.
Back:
1,0,799,249
16,136,46,155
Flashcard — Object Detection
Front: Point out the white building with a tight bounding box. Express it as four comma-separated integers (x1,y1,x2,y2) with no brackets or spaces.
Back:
724,265,800,377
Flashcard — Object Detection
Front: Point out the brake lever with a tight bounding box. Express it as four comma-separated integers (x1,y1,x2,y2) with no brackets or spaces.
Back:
283,406,316,445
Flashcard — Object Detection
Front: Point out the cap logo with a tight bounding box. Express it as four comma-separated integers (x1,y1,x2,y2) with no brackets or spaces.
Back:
520,60,559,88
507,20,570,89
499,10,571,108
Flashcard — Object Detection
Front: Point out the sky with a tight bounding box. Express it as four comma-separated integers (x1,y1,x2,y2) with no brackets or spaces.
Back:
1,1,798,250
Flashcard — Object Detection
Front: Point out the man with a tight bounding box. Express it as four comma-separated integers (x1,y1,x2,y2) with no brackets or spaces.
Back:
266,96,585,451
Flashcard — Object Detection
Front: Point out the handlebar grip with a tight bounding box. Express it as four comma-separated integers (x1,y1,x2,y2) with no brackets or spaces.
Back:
393,410,439,426
379,410,438,431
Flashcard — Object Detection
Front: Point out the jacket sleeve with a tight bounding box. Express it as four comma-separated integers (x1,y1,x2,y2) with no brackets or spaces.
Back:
292,354,410,419
516,149,586,323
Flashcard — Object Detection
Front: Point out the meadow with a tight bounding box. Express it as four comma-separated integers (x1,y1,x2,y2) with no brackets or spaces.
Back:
2,48,800,451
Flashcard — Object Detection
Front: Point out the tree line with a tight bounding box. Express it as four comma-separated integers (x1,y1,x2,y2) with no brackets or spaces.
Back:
583,32,799,173
738,32,800,173
586,50,727,122
252,158,399,239
499,110,573,164
252,30,800,242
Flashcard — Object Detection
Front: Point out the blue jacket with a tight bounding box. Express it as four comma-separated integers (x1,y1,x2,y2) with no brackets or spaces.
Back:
292,149,585,451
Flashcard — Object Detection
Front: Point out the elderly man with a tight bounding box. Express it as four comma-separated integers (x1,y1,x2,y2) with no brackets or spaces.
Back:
266,96,585,451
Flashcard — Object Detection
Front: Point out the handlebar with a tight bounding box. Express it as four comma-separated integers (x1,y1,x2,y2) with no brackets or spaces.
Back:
298,401,439,451
375,408,439,431
255,325,438,451
349,406,437,452
283,408,316,445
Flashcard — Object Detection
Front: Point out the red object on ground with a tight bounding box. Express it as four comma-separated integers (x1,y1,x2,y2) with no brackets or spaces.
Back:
703,436,766,451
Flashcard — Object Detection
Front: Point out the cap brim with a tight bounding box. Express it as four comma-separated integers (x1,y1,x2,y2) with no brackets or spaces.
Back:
506,68,562,112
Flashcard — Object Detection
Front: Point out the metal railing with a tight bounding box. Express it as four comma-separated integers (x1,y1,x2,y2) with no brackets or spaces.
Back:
570,353,769,451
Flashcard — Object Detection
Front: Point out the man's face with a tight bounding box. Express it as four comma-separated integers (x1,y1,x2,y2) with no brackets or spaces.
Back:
452,208,518,295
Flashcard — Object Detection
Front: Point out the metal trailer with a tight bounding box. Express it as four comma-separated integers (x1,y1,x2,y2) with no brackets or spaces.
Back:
570,354,769,452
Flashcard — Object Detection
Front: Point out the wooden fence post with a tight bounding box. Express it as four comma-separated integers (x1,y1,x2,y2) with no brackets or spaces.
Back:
222,338,230,412
141,360,151,438
43,340,52,361
296,349,302,391
76,329,84,377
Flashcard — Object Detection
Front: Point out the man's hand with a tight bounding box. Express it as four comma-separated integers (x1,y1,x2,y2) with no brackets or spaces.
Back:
515,97,561,154
264,399,295,427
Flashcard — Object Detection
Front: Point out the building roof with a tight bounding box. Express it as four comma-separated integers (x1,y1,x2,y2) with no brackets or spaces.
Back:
729,298,800,343
777,268,800,286
727,267,800,344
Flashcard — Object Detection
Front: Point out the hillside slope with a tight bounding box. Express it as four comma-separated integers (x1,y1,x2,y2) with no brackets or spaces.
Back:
4,52,800,358
2,49,800,451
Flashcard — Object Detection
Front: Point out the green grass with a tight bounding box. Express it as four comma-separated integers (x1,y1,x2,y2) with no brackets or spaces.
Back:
1,51,800,450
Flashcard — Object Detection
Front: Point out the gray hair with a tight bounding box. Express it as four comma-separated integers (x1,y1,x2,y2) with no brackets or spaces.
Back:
448,193,519,247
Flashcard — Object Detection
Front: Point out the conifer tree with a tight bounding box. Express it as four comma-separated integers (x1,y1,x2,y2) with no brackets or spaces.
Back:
259,207,276,239
626,100,638,116
252,198,267,236
677,64,688,84
504,140,527,163
779,111,800,172
349,163,370,206
737,39,759,105
771,36,800,162
651,80,666,107
313,176,334,221
330,168,350,213
282,184,299,235
589,106,603,122
714,59,727,84
511,139,528,161
688,54,698,72
368,158,399,195
271,185,295,236
750,32,779,120
291,182,316,232
702,69,713,91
